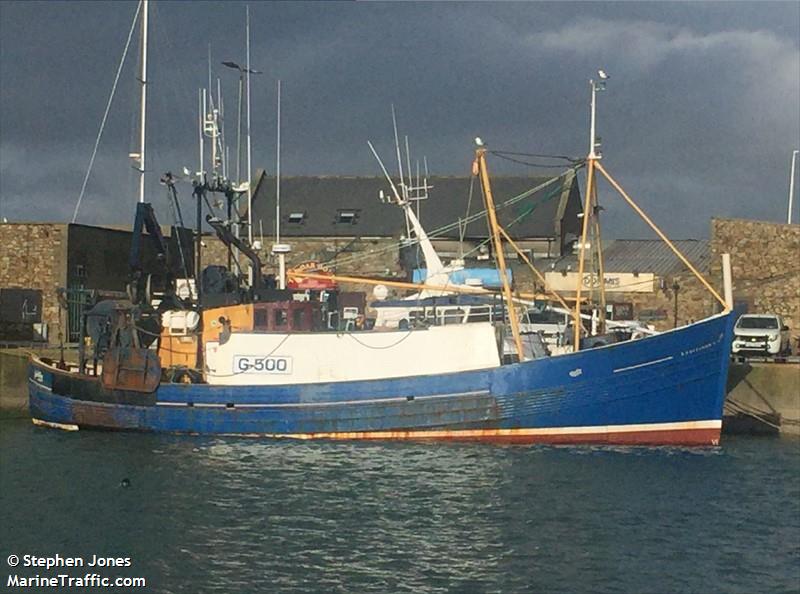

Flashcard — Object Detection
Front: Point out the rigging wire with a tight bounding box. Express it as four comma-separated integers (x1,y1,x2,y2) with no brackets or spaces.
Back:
71,1,142,223
459,175,475,255
345,329,415,350
490,154,579,169
457,183,564,260
489,150,586,169
326,166,579,270
490,149,584,163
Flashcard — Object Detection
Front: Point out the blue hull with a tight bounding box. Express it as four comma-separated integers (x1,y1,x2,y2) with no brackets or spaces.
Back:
29,313,735,445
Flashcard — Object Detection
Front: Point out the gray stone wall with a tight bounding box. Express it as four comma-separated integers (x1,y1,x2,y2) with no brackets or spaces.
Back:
710,218,800,332
0,223,68,340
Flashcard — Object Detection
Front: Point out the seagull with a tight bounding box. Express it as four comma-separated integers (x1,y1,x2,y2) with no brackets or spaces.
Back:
598,69,609,80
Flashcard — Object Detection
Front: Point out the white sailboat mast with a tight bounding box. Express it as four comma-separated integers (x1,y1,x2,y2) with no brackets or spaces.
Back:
246,5,253,245
276,80,281,246
276,79,288,290
137,0,149,203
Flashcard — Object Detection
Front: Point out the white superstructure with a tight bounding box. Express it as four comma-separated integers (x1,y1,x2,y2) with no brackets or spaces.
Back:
204,322,501,386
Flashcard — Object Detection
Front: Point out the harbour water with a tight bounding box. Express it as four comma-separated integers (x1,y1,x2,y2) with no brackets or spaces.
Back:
1,419,798,593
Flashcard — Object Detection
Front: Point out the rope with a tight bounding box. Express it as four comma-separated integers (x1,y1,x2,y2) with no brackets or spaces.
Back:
71,1,142,223
204,333,293,378
460,176,475,252
724,397,782,430
460,183,564,260
490,152,584,169
490,149,583,163
345,329,415,350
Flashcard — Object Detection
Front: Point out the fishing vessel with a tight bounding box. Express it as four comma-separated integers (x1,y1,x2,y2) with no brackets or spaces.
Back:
28,2,736,445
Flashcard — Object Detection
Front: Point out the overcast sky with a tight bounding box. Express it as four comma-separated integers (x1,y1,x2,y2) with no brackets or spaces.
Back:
1,1,798,238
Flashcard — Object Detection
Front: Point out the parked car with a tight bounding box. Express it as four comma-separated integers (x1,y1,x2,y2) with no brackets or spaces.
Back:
731,314,791,356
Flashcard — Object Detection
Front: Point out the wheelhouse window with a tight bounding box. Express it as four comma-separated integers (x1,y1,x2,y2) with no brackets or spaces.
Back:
274,309,288,328
467,306,491,323
292,308,304,329
254,309,269,329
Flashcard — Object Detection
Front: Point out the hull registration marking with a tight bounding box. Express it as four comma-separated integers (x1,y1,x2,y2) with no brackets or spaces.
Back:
233,355,293,375
613,356,673,374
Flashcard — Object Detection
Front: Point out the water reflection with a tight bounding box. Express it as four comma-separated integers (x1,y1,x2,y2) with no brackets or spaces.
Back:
1,423,797,594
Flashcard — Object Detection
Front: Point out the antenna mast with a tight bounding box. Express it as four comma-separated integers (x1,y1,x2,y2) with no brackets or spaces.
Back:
246,5,253,246
274,79,289,290
218,78,226,179
276,80,281,249
391,105,406,201
198,89,204,180
574,71,609,350
137,0,148,203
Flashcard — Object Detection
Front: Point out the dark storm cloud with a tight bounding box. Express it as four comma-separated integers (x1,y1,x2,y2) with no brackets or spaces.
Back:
1,1,798,237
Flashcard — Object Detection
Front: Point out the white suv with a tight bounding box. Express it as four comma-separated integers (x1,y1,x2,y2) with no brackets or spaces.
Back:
731,314,791,356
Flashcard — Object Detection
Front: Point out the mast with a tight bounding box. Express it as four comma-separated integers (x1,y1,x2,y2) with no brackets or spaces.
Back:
196,89,204,284
474,144,525,361
572,71,728,317
574,71,608,350
392,105,406,201
137,0,148,203
236,75,243,184
246,5,253,247
198,89,204,180
218,78,226,179
275,79,289,290
276,80,281,248
789,149,798,225
574,160,594,350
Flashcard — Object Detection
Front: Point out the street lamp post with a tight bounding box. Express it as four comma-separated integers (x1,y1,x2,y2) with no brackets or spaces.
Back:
672,280,680,329
788,149,799,225
221,61,262,187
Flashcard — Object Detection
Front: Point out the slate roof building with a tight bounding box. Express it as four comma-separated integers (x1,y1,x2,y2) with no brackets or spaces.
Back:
248,171,583,278
251,172,581,244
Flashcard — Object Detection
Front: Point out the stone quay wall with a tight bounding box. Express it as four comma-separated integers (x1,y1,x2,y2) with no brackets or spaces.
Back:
710,218,800,332
0,223,68,340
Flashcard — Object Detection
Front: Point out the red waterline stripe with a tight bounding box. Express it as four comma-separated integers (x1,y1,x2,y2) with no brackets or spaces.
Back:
266,422,722,446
